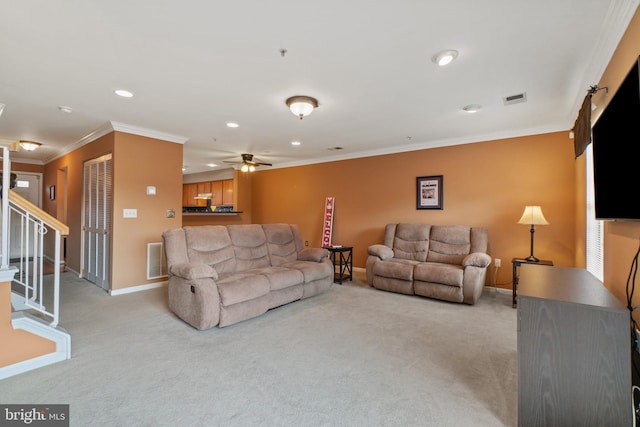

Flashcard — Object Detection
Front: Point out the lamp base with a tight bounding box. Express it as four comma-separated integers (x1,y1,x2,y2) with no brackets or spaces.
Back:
524,255,540,262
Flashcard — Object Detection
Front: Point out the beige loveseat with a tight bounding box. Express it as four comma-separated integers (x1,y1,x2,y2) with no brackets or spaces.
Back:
162,224,333,329
366,223,491,305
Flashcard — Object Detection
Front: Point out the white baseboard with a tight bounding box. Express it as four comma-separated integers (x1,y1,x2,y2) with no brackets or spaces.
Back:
109,280,167,296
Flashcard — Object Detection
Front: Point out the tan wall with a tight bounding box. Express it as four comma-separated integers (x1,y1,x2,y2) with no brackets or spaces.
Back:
43,133,115,274
111,132,183,290
43,131,183,291
251,131,577,288
588,7,640,315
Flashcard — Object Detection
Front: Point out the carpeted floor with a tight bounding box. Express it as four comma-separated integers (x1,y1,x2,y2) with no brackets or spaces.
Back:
0,271,517,426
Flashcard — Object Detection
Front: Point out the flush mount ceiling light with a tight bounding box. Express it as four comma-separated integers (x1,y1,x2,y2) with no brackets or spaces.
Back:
114,89,134,98
19,140,42,151
286,96,318,120
226,122,239,128
462,104,482,113
431,49,458,66
58,105,73,114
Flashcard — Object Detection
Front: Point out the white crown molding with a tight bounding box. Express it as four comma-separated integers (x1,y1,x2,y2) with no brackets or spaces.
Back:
568,0,640,119
270,123,568,170
45,121,189,164
109,121,188,144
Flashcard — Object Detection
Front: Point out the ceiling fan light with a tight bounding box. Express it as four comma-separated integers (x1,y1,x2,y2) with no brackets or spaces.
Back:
19,140,42,151
249,164,256,172
286,96,318,119
241,164,249,173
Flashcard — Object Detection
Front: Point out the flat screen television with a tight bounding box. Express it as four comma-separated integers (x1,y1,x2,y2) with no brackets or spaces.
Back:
592,55,640,220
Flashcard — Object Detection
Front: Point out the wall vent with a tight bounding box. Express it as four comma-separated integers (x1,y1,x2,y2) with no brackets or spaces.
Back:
147,242,168,280
503,92,527,105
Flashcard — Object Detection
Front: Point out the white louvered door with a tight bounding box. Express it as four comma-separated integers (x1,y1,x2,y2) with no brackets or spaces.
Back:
82,154,112,290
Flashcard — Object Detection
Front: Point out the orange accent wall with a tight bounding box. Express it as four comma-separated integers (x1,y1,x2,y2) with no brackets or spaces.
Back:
252,131,577,288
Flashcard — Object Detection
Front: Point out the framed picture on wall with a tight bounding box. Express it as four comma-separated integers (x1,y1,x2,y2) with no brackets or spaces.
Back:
416,175,443,210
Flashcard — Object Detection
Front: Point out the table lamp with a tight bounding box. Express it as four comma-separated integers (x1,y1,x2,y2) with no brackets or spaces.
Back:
518,206,549,262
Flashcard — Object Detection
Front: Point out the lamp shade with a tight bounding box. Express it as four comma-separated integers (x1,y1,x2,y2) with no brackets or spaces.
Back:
517,206,549,225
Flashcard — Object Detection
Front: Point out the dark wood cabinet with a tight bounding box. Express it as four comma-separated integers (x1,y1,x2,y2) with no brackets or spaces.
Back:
517,265,631,426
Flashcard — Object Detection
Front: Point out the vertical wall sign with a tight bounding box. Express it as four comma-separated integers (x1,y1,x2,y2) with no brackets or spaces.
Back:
321,197,335,247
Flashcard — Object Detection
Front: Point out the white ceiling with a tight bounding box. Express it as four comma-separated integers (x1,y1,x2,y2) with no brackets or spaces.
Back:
0,0,638,175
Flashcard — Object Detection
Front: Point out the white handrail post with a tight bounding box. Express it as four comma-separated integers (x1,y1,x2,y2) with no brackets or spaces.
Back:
1,146,10,269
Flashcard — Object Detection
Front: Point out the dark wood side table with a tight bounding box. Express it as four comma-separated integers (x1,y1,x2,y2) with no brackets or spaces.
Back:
512,258,553,308
326,246,353,284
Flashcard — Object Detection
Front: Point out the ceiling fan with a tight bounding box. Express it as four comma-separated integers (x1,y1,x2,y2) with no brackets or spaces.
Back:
224,153,272,172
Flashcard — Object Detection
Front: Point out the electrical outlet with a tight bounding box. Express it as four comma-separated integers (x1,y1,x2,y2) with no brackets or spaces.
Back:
494,258,501,268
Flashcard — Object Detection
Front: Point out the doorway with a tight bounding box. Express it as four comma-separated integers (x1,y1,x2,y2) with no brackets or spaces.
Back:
81,154,112,291
9,172,42,259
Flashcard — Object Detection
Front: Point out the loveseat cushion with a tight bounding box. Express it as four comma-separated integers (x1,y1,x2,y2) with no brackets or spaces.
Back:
414,262,463,287
392,223,431,261
426,225,472,265
216,272,270,306
372,258,418,281
368,244,394,260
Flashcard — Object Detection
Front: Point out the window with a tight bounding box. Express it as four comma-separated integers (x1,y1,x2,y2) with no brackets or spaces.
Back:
586,145,604,281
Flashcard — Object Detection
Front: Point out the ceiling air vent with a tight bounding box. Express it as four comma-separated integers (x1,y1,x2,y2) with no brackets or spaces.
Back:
328,147,344,151
503,92,527,106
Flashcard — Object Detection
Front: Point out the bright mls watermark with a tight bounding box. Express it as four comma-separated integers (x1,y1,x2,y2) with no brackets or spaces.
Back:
0,405,69,426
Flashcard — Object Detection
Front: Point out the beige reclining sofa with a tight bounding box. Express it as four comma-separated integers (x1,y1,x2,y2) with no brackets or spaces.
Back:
162,223,333,329
366,223,491,305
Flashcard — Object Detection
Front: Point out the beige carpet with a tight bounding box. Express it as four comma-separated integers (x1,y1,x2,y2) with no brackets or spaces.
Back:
0,271,517,426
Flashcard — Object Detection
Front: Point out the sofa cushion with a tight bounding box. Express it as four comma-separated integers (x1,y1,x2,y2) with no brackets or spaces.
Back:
184,226,237,274
227,224,271,272
250,266,304,291
392,223,431,262
262,224,299,265
426,225,472,265
169,262,218,280
298,248,328,262
372,258,418,281
282,260,333,283
414,262,463,287
216,272,270,306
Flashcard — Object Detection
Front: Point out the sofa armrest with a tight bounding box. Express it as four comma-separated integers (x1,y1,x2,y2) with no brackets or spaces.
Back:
169,262,219,280
297,247,329,262
368,244,394,260
462,252,491,268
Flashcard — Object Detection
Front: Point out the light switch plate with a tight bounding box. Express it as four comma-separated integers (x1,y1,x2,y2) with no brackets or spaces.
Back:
123,208,137,218
147,186,156,195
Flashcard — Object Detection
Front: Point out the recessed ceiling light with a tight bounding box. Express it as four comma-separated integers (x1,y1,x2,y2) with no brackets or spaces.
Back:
115,89,134,98
462,104,482,113
431,49,458,66
291,141,301,146
206,163,217,168
58,106,73,113
226,122,239,128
